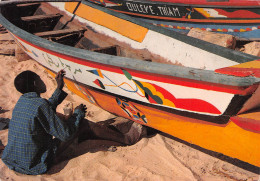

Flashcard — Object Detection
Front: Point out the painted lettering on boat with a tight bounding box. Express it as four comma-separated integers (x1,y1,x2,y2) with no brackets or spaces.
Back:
125,2,181,17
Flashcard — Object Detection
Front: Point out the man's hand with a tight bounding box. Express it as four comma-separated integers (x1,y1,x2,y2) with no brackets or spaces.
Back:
55,70,66,90
75,104,87,116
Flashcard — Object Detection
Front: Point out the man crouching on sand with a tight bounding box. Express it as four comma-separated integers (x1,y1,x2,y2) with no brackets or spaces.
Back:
2,70,87,175
2,70,147,175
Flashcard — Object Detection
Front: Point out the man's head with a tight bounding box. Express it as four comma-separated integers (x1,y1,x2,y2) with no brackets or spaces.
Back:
14,70,46,94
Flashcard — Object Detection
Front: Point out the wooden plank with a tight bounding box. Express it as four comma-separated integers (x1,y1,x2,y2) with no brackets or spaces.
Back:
16,3,41,7
34,28,86,38
21,13,62,22
1,3,40,21
17,13,63,33
91,45,121,56
35,28,86,46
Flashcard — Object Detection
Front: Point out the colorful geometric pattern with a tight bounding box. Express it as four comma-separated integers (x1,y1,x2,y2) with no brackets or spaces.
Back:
215,60,260,78
116,97,147,124
87,69,104,78
152,23,260,33
133,79,221,114
195,8,260,19
85,68,222,114
93,79,105,89
72,75,96,104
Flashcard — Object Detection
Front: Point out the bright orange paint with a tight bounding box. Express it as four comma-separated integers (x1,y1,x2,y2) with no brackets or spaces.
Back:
47,68,260,167
65,2,148,42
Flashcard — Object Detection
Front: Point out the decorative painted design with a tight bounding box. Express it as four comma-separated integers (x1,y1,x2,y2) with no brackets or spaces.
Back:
211,9,260,19
32,50,38,57
184,8,195,19
87,69,104,78
195,8,227,18
195,8,260,19
86,68,222,114
116,97,148,124
132,79,221,114
93,79,105,89
215,60,260,78
72,75,96,104
152,23,260,33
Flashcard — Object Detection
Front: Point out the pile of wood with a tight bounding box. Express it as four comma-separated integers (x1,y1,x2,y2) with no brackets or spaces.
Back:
187,28,260,57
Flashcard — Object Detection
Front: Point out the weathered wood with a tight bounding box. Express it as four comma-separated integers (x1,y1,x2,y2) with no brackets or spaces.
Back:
1,3,40,21
241,42,260,57
21,13,62,22
34,28,86,38
92,45,121,56
35,28,86,46
188,28,236,49
17,14,63,33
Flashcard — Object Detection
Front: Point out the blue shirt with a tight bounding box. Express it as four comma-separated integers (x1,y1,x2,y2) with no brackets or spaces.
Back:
2,89,85,175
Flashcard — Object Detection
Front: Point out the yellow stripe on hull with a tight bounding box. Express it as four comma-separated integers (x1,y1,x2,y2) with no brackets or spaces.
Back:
229,60,260,69
65,2,148,42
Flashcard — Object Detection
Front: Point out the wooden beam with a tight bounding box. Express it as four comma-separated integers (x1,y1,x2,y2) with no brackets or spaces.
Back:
21,13,62,22
17,13,63,33
34,28,86,38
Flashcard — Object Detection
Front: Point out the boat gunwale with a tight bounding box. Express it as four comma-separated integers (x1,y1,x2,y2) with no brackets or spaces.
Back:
0,1,259,88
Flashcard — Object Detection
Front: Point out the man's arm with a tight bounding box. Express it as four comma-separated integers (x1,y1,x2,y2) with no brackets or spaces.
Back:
48,70,67,109
37,102,86,142
48,89,67,110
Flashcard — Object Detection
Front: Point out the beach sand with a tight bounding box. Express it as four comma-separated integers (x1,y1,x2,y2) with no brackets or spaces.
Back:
0,44,259,180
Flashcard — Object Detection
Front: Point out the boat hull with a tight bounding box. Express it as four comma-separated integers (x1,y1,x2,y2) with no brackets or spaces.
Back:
10,33,260,167
0,1,259,167
87,0,260,40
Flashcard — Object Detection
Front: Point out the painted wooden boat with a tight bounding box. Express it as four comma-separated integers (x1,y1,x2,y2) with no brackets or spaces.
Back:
86,0,260,40
0,0,260,168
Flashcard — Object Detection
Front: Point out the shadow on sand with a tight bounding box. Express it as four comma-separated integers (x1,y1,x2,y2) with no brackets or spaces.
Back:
47,119,157,174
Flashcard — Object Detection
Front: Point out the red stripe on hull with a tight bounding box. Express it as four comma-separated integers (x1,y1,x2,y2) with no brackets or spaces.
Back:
215,67,260,78
215,9,260,18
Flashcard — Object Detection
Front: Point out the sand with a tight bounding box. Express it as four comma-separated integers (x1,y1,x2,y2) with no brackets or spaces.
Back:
0,44,259,180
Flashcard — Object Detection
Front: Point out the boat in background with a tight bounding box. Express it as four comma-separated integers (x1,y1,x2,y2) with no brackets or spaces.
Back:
86,0,260,40
0,0,259,168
